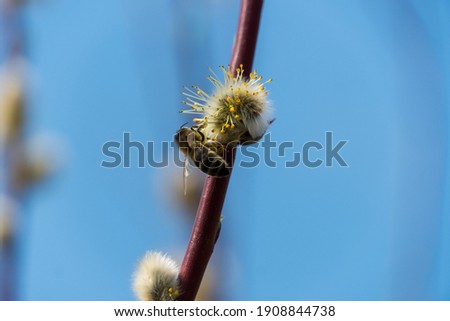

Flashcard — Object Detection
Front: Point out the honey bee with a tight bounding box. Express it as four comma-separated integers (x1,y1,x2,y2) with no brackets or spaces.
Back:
175,126,231,177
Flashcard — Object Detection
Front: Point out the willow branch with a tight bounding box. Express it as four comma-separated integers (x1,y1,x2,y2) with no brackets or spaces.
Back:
177,0,264,301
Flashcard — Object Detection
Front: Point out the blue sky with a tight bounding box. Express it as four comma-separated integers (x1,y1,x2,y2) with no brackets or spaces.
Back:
1,0,448,300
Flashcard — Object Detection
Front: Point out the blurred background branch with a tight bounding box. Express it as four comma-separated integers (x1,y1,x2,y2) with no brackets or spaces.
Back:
0,0,27,301
1,0,52,300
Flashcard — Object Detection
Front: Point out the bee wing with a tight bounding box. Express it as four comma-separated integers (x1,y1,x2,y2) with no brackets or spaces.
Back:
183,157,191,196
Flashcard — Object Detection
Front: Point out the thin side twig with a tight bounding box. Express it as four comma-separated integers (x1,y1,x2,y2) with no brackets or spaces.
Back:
177,0,264,301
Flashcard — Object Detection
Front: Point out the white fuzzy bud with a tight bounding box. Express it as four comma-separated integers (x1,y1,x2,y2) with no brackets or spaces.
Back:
181,65,273,145
132,251,180,301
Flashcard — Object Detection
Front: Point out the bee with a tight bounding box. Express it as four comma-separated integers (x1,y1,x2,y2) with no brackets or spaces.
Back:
175,126,231,178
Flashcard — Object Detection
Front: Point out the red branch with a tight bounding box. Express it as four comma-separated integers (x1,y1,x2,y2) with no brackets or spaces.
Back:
177,0,264,301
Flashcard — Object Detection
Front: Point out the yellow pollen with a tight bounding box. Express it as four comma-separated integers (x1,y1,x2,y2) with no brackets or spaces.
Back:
225,124,231,128
236,99,241,103
227,97,231,101
229,107,235,112
268,78,273,82
220,129,225,133
260,86,265,91
231,124,235,128
243,82,247,87
197,91,201,95
235,114,240,120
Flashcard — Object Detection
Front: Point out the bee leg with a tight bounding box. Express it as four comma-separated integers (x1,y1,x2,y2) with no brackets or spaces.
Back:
201,153,231,177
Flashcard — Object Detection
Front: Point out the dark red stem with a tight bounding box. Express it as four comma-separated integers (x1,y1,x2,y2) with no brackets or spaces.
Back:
229,0,263,73
177,0,263,301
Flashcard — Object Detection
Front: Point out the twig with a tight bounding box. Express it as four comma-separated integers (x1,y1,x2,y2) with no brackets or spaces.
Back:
177,0,264,301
